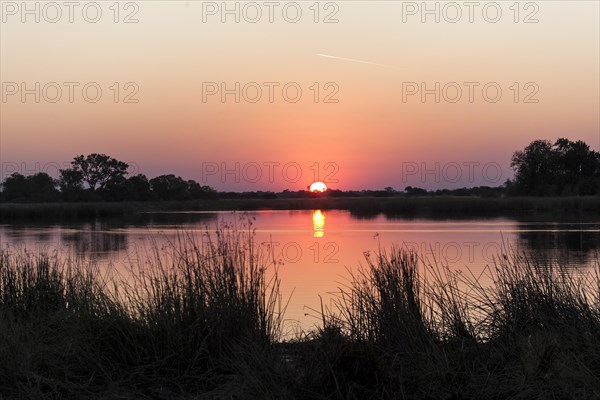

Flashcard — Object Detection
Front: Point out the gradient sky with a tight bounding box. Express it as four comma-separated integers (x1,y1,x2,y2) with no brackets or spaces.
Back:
1,1,599,191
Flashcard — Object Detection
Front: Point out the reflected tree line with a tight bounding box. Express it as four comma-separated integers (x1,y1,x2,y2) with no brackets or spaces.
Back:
1,213,219,261
516,225,600,264
2,215,599,266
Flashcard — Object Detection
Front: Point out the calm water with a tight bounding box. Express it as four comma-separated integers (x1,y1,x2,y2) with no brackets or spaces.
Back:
2,210,600,330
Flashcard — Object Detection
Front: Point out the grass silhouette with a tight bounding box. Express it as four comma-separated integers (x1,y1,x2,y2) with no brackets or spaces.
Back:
1,225,599,398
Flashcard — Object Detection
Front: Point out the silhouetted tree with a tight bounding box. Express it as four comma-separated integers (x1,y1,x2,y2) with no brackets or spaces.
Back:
187,180,218,199
511,139,556,195
71,154,129,191
511,138,600,196
150,174,189,200
1,172,58,202
553,138,600,194
260,191,277,199
1,172,27,200
404,186,428,196
28,173,59,201
101,175,128,201
124,174,153,201
58,168,84,201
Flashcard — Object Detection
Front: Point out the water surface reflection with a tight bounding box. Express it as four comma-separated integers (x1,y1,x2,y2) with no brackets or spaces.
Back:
1,210,598,328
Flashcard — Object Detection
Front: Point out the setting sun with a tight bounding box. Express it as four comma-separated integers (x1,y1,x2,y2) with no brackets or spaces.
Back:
309,182,328,193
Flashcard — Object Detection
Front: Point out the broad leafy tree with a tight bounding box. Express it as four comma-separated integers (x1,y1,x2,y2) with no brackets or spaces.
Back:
28,173,59,201
150,174,190,200
71,154,129,191
124,174,153,201
511,139,556,195
1,172,59,201
58,168,84,201
187,180,218,199
1,172,27,200
511,138,600,195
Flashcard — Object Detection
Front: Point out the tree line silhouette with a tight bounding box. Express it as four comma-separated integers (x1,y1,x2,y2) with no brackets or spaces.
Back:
509,138,600,196
1,138,599,202
1,153,217,202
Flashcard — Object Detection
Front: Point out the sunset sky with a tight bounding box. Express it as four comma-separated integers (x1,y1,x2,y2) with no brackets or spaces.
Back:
1,1,599,191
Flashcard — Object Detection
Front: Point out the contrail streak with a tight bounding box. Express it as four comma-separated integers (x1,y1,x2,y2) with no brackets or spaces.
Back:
317,54,399,69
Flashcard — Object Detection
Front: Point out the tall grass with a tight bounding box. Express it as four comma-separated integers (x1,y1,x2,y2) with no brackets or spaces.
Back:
118,227,283,370
0,225,283,398
1,227,599,398
309,248,600,399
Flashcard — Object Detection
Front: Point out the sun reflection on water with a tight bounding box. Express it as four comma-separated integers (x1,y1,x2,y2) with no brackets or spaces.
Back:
312,210,325,238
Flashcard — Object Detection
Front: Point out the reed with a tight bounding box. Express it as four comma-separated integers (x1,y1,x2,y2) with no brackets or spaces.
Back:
0,224,284,398
1,227,599,398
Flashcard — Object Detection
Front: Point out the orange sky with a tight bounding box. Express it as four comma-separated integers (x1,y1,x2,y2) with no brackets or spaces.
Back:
1,1,599,190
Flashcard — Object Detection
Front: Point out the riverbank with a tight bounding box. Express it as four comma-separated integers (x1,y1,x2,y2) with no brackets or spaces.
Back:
2,195,600,222
1,226,599,399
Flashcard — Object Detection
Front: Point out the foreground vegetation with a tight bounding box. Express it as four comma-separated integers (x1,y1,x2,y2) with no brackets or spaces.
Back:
1,195,600,222
1,227,599,399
